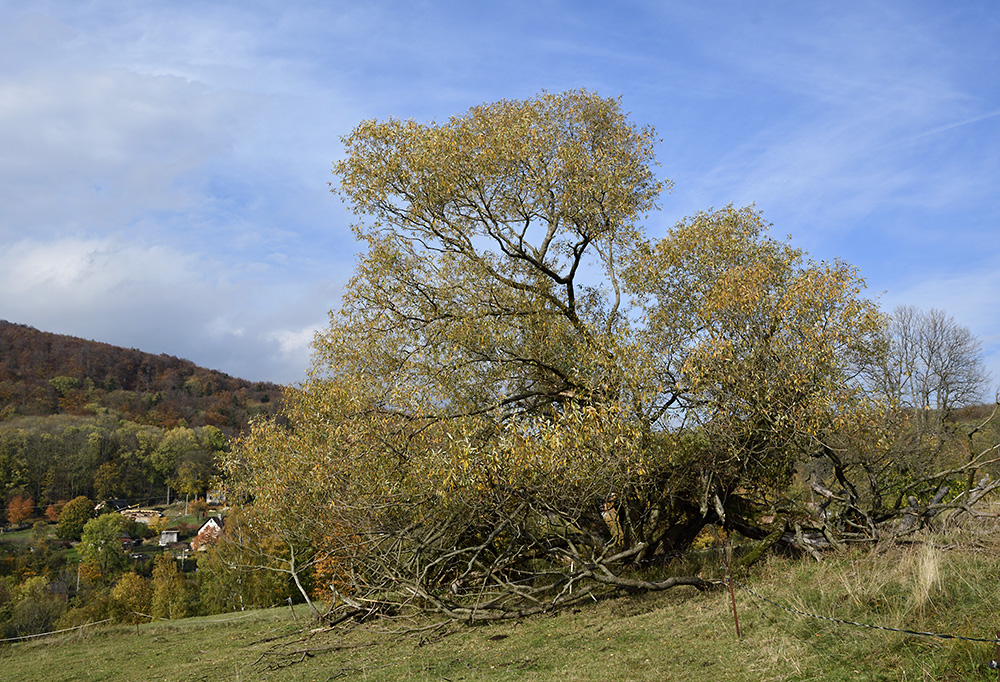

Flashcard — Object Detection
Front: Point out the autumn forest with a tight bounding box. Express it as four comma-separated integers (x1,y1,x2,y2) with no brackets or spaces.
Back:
0,320,282,515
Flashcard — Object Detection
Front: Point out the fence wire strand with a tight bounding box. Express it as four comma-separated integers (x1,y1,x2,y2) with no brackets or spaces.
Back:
0,618,114,643
0,602,290,644
731,577,1000,645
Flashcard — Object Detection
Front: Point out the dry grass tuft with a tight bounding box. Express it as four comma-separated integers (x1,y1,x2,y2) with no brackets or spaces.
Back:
909,542,941,611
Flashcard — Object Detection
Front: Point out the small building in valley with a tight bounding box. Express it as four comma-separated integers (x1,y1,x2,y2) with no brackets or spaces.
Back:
192,516,225,551
159,529,180,546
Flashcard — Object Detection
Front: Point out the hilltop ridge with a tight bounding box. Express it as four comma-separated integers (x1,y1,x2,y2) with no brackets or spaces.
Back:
0,320,283,434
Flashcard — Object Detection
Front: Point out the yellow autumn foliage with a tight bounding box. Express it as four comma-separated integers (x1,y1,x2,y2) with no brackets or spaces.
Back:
222,91,890,618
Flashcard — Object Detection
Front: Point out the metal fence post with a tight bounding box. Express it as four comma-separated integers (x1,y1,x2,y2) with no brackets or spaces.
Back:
724,535,741,639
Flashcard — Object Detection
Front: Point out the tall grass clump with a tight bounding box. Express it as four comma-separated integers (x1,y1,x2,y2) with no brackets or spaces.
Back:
737,529,1000,681
909,542,941,612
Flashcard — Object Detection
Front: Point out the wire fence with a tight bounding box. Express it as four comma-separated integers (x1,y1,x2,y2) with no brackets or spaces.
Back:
3,541,998,655
0,602,291,645
730,576,1000,645
0,618,114,644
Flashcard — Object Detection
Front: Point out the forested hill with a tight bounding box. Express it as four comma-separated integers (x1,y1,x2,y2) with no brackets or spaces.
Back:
0,320,283,434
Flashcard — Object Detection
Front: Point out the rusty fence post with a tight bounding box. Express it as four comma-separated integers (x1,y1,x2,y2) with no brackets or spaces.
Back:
723,535,741,639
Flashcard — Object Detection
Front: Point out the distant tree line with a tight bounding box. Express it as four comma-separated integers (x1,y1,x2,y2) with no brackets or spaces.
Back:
0,320,286,518
0,416,231,517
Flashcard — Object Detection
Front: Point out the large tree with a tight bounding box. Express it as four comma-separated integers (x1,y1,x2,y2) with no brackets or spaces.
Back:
225,90,887,622
55,495,93,541
875,305,988,423
79,513,127,576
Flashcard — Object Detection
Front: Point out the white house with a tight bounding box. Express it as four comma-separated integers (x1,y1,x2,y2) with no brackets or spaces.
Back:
158,529,180,546
192,516,225,551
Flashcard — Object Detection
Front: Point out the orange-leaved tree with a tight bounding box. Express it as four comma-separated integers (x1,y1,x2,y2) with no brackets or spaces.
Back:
6,495,34,525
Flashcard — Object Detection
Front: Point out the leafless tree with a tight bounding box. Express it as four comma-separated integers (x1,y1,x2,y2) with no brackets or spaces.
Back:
885,305,988,417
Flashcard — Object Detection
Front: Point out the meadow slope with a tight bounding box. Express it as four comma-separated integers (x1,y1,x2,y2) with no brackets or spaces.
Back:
3,534,1000,682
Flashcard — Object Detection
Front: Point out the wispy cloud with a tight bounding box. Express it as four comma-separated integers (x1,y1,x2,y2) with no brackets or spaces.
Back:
0,235,334,383
1,1,998,387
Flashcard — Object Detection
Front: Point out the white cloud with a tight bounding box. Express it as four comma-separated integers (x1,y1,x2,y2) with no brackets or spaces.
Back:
0,4,353,386
1,237,203,302
0,236,335,383
1,0,997,392
648,3,989,240
0,68,250,236
271,325,321,357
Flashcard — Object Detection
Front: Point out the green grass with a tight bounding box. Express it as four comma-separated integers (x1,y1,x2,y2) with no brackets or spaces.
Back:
3,536,1000,681
0,527,35,543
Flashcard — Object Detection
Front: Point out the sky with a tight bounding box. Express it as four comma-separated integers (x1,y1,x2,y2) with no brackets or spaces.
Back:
1,1,998,391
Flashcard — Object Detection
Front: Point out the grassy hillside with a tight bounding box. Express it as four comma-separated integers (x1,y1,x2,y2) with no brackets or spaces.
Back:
4,528,1000,682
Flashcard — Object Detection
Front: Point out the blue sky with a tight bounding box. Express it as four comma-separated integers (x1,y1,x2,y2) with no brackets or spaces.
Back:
1,1,998,391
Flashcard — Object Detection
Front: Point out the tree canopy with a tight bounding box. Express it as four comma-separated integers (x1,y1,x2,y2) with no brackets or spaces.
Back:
55,495,93,541
79,513,127,576
226,90,893,621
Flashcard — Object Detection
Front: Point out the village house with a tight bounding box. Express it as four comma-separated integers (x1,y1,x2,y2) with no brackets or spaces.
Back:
192,516,225,551
158,529,180,546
